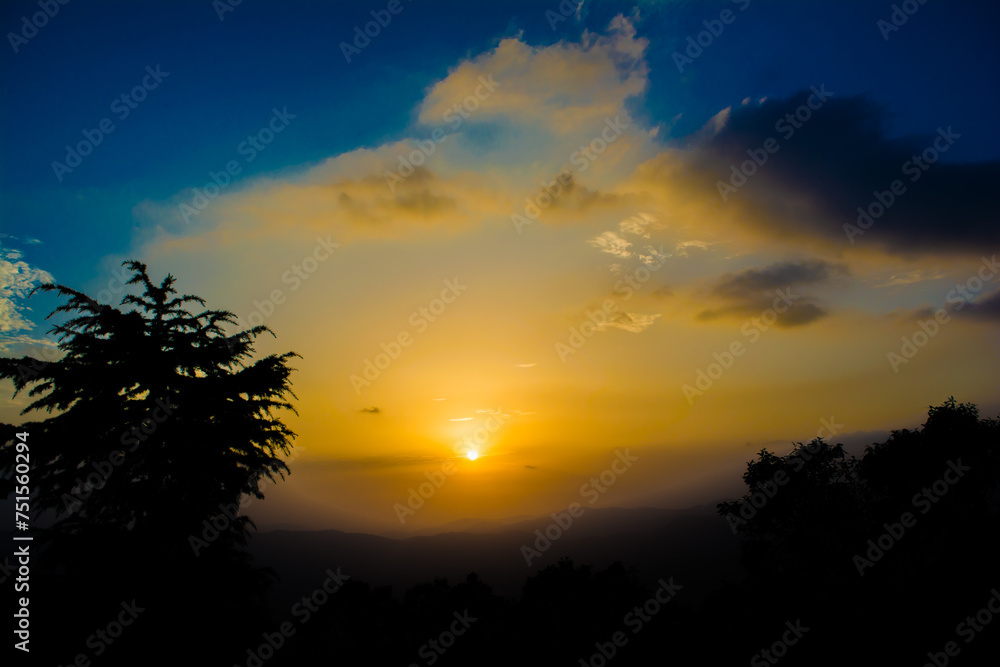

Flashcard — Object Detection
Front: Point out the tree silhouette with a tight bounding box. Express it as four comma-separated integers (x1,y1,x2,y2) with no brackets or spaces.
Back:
0,260,298,548
715,397,1000,665
0,261,301,663
717,438,861,582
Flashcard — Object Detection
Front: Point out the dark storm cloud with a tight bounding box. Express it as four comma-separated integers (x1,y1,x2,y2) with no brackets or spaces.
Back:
711,259,840,301
961,291,1000,321
696,260,843,327
696,90,1000,255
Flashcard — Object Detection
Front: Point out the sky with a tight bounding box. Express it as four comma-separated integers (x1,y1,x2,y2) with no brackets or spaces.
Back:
2,0,999,534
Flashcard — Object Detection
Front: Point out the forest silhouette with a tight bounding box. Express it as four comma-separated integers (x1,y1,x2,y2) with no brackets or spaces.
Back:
1,264,998,666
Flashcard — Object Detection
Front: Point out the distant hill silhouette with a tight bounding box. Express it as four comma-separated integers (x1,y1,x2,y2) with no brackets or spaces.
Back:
249,505,741,607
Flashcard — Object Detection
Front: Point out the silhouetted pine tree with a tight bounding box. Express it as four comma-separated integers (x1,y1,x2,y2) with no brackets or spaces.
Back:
0,261,299,664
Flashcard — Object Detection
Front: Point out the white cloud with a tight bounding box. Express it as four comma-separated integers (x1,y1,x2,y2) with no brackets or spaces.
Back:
588,230,634,259
598,311,661,333
0,247,54,335
618,212,661,238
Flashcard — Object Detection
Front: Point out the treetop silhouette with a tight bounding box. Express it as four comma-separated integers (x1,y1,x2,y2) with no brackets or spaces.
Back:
0,260,299,550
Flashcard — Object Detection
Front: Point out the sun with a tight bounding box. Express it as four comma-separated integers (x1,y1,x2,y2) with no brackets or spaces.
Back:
466,450,478,461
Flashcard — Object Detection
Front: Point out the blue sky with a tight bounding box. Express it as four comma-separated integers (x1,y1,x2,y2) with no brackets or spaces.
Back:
2,0,999,530
4,0,999,292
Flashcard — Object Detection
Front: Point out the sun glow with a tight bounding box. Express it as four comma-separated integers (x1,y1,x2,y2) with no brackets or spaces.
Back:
466,450,478,461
